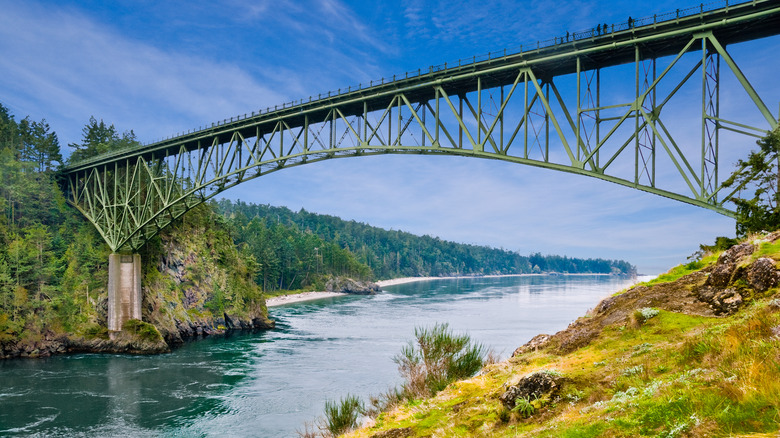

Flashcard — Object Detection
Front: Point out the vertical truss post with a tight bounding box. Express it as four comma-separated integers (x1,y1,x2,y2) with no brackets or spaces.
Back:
500,84,504,150
477,76,482,147
397,96,402,147
701,37,707,199
388,98,392,148
703,43,720,199
545,81,550,161
435,88,440,145
632,46,657,187
652,58,657,187
361,102,367,147
636,55,658,188
635,45,640,185
576,57,582,162
524,75,529,159
422,100,426,147
305,114,310,153
596,68,601,168
459,96,463,149
331,109,337,149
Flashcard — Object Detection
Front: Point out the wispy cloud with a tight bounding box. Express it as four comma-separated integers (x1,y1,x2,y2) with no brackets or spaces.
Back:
223,0,394,88
0,1,288,145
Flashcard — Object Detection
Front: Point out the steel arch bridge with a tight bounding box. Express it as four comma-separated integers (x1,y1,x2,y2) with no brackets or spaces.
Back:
63,0,780,254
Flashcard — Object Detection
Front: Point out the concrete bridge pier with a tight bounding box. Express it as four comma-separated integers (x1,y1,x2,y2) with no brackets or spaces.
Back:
107,253,142,337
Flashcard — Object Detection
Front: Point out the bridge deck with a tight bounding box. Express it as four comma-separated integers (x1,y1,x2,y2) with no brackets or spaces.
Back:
64,0,780,173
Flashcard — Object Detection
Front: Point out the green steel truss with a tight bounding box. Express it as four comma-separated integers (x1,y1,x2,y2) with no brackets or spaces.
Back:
63,0,780,252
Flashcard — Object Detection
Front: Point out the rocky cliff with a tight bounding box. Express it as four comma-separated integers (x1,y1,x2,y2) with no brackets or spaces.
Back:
138,206,275,347
0,205,274,359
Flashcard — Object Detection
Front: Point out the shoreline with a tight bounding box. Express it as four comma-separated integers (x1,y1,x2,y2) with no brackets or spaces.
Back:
265,291,347,307
265,273,640,307
376,272,632,288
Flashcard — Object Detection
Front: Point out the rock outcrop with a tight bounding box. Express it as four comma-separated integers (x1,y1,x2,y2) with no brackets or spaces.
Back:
499,371,565,410
512,234,780,356
748,257,779,292
143,224,275,347
325,276,380,295
0,326,169,359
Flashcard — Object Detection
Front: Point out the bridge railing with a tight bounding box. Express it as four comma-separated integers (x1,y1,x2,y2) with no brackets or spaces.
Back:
66,0,763,168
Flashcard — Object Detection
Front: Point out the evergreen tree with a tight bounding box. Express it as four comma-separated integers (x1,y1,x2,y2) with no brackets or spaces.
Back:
723,125,780,236
68,116,139,163
22,118,61,171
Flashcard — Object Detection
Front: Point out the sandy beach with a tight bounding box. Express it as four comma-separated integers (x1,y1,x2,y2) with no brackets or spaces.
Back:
265,291,347,307
264,278,432,307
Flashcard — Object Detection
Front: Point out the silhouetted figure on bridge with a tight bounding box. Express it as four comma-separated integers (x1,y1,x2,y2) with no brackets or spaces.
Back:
597,24,601,35
628,16,634,28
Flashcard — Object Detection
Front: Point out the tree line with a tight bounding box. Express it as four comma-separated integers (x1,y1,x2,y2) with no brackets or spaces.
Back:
0,104,113,341
215,200,637,283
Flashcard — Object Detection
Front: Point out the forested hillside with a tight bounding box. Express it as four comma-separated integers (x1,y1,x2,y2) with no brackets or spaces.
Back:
0,105,270,358
215,200,636,285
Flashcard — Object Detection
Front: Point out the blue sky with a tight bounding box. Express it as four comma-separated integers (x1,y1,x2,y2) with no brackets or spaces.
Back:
1,0,778,274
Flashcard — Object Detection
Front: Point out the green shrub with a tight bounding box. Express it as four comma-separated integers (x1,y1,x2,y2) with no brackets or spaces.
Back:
512,396,535,418
393,322,488,399
323,394,363,436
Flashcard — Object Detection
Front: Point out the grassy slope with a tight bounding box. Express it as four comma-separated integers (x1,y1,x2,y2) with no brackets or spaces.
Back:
347,236,780,438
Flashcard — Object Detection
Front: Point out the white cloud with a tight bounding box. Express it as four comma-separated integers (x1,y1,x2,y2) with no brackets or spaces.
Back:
0,1,288,145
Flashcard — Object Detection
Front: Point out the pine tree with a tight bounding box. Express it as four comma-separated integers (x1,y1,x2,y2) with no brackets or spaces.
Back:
723,126,780,236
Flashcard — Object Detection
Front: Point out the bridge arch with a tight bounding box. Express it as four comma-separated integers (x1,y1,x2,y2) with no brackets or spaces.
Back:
63,0,780,253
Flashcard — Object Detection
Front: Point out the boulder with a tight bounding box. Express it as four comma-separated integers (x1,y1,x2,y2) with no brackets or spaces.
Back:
512,334,552,357
695,286,743,315
707,262,735,288
251,317,276,329
499,371,564,409
325,277,380,295
747,257,779,292
717,242,755,265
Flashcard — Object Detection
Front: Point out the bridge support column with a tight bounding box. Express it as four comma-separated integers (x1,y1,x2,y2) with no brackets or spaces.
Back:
107,253,142,337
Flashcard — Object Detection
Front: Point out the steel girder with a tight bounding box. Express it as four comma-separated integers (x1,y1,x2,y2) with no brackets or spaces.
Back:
63,1,780,252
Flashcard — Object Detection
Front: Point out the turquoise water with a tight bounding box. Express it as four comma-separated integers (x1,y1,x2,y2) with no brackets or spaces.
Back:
0,275,635,437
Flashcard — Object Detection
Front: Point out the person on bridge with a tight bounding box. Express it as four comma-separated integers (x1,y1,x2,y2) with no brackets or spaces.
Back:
628,16,634,28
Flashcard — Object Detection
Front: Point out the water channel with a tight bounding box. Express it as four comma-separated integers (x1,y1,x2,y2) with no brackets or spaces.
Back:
0,275,639,437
